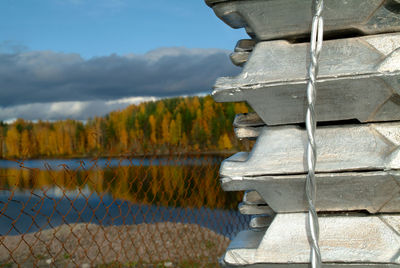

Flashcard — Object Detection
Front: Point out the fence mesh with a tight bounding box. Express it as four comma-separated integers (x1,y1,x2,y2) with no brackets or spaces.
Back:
0,155,249,267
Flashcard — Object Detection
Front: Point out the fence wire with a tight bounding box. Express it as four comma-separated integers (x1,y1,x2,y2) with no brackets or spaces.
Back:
0,155,249,267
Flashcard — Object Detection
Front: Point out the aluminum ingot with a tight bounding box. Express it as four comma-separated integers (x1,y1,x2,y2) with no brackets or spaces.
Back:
221,122,400,177
222,213,400,267
234,39,256,53
249,215,273,230
238,203,274,215
229,51,249,67
213,33,400,125
205,0,400,41
233,113,263,128
222,171,400,213
234,113,263,139
234,126,260,140
233,113,263,139
243,190,265,205
229,39,255,67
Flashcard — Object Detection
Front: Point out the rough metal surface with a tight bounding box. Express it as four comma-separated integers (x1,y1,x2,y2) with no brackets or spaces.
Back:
230,39,255,66
223,213,400,266
234,39,255,52
221,262,400,268
234,126,260,140
243,190,265,205
205,0,227,6
233,113,264,128
212,33,400,125
249,216,273,230
230,51,249,67
222,170,400,213
220,122,400,177
205,0,400,41
238,203,274,215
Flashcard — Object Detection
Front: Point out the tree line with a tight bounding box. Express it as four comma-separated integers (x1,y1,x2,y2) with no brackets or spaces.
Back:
0,96,250,159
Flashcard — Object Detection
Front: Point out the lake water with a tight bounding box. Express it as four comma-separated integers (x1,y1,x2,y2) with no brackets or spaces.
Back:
0,156,221,170
0,157,249,238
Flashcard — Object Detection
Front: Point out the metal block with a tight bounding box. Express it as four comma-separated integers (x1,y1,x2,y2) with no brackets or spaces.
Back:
234,39,256,53
234,126,260,140
213,33,400,125
205,0,226,7
222,213,400,267
221,122,400,177
221,261,400,268
233,113,264,128
230,51,249,67
229,39,256,67
238,202,274,215
234,113,264,139
243,190,265,205
226,151,249,162
221,171,400,213
249,215,273,230
205,0,400,41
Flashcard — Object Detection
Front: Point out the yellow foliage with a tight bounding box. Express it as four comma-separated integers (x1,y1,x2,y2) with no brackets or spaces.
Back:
218,133,232,150
5,126,20,157
234,102,249,114
149,115,157,144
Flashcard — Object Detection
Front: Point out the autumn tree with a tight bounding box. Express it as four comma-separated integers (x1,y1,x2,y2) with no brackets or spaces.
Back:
1,96,250,158
5,126,20,158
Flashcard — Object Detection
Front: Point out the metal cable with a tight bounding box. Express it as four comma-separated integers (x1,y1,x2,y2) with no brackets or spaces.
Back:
305,0,324,268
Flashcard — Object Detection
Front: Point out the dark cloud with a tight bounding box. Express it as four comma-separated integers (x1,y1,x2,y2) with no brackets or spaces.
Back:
0,47,240,107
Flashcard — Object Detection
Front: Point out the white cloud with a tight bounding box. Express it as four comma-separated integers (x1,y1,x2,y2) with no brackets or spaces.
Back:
0,96,157,122
106,96,157,105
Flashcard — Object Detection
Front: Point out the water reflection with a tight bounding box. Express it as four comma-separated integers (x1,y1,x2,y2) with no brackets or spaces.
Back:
0,156,220,170
0,157,249,237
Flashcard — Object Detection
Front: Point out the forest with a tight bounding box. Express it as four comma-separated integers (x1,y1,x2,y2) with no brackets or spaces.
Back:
0,96,251,159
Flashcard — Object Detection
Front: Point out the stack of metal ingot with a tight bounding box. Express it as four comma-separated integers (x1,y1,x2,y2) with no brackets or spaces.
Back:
205,0,400,267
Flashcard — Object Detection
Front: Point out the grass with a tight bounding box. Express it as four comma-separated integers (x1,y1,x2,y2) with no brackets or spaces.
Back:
63,253,71,260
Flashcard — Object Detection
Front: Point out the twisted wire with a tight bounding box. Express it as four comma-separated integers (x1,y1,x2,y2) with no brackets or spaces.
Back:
306,0,324,268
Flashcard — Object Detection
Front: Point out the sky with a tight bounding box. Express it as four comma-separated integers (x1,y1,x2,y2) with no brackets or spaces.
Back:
0,0,248,122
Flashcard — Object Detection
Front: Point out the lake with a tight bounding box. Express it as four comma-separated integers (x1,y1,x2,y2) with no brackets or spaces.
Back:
0,156,249,238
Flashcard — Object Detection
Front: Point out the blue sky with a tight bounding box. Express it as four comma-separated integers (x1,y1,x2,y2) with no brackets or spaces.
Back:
0,0,247,58
0,0,248,122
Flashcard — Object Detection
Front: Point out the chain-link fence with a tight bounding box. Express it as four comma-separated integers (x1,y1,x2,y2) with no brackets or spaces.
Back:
0,155,249,267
